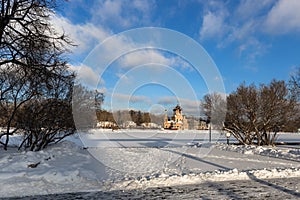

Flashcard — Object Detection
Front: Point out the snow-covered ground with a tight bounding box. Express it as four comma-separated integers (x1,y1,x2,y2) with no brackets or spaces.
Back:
1,129,300,198
215,142,300,161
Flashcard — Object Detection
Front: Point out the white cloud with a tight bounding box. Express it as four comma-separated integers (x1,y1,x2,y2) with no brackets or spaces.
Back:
201,0,300,44
200,12,227,40
157,96,178,105
110,93,152,110
52,15,193,89
200,3,263,47
264,0,300,34
235,0,274,21
157,96,201,116
69,64,103,87
130,95,152,104
227,20,256,43
199,0,278,62
178,98,201,116
118,50,194,72
95,0,125,26
51,14,110,55
51,0,157,62
116,73,129,81
119,50,172,68
91,0,156,29
132,0,152,12
113,93,149,103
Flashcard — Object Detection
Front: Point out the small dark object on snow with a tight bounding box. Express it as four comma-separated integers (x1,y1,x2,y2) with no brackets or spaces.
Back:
44,157,51,161
27,162,41,168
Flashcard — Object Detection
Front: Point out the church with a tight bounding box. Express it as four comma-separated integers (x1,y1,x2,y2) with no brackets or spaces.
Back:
163,105,189,130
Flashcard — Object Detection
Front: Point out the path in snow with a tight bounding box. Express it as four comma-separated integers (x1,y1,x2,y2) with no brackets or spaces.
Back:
3,177,300,200
79,130,300,148
78,130,300,180
88,143,300,181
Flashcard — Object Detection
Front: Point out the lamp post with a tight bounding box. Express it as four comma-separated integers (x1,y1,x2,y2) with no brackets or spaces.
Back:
207,117,211,143
225,132,231,145
209,123,212,142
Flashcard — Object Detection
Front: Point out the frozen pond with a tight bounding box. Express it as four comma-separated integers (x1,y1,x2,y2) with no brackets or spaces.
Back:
77,129,300,148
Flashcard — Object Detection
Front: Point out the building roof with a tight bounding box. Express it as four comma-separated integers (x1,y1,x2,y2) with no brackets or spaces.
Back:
173,104,182,112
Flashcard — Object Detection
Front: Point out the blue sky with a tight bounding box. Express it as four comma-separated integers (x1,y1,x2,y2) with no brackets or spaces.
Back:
52,0,300,115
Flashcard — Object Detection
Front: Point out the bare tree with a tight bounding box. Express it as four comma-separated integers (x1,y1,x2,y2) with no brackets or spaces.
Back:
0,1,71,65
17,70,75,151
288,67,300,131
225,83,258,145
94,89,104,111
0,64,39,149
17,98,75,151
225,80,295,146
96,110,115,122
289,67,300,102
0,0,74,150
202,92,227,130
72,84,98,130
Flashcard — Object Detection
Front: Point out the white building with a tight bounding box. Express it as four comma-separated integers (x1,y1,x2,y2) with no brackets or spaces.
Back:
122,121,137,128
96,121,117,129
141,122,161,129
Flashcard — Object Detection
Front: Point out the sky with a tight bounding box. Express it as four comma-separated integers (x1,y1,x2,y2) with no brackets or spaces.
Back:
52,0,300,116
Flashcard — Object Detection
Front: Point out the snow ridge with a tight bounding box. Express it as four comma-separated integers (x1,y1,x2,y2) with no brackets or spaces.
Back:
109,167,300,191
215,142,300,161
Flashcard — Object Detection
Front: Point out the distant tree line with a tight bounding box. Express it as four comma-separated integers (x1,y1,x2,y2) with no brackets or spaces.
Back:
96,109,163,127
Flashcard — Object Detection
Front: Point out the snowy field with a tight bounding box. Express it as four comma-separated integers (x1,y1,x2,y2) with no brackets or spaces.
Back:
1,129,300,198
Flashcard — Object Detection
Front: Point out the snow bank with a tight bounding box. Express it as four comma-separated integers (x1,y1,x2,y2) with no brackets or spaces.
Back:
215,142,300,161
0,140,106,198
0,134,23,147
110,167,300,191
0,132,84,148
